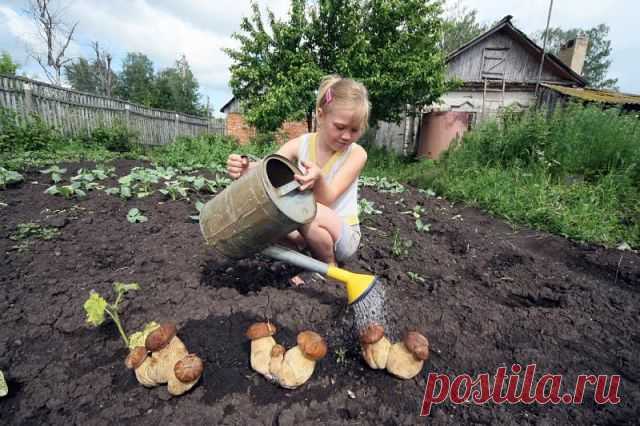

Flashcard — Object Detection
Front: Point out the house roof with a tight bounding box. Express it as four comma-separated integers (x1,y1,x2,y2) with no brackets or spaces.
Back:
219,97,236,113
541,83,640,106
447,15,587,86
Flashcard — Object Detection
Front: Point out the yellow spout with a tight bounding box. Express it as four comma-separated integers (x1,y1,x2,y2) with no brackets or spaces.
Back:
326,265,377,305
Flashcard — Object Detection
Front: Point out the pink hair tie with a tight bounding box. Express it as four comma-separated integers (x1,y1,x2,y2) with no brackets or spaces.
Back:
325,87,333,104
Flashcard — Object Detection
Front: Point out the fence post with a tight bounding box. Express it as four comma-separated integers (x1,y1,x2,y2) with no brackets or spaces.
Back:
23,83,33,116
175,113,179,140
125,104,130,129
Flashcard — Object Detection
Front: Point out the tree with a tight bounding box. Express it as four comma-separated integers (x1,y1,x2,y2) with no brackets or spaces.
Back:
441,2,488,54
225,0,451,132
64,57,98,92
27,0,78,85
533,24,618,90
115,53,155,106
0,52,20,75
153,55,201,115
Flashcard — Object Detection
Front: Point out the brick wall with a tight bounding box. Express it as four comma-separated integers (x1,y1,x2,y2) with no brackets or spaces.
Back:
225,112,308,145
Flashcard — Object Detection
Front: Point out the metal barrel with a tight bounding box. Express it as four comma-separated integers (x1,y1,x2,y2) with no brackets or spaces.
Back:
199,154,317,258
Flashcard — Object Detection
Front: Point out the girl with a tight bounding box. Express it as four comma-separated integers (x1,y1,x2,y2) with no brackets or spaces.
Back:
226,75,370,285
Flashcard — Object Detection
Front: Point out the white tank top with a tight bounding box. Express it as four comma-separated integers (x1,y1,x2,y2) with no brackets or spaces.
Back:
298,133,360,225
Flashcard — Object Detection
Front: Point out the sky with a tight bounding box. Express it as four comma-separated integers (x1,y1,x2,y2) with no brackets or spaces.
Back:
1,0,638,116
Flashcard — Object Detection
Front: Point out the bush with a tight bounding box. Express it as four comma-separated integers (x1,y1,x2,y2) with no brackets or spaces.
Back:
0,108,62,153
86,122,137,152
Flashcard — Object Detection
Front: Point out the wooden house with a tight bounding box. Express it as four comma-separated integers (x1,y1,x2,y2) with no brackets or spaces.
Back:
375,15,588,158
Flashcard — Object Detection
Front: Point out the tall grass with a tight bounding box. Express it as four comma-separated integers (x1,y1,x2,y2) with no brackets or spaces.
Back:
431,103,640,248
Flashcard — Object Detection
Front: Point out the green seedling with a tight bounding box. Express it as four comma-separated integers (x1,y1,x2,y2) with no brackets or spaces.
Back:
358,198,383,216
104,185,133,199
335,347,348,365
407,271,426,283
190,200,205,221
360,176,405,194
0,370,7,398
127,208,148,223
39,166,67,183
159,180,190,200
45,182,86,198
415,218,431,232
418,188,437,197
0,167,24,188
391,229,413,257
9,222,60,241
84,282,140,348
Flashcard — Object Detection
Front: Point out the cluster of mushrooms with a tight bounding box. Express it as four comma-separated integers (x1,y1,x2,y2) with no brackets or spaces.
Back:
125,322,204,396
360,323,429,379
246,322,327,389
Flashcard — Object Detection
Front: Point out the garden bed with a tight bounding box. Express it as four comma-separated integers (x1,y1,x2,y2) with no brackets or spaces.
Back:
1,159,638,424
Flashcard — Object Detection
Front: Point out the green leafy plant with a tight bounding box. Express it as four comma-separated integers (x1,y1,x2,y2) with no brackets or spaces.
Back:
407,271,426,283
0,167,23,188
45,182,86,198
360,176,405,194
9,222,60,241
39,165,67,183
358,198,383,216
415,218,431,233
391,229,413,257
127,208,148,223
159,180,189,200
83,282,140,347
86,122,137,152
104,185,133,199
335,347,348,365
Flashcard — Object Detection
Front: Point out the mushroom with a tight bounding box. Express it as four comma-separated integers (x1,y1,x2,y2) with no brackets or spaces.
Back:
126,322,204,396
246,322,277,378
386,331,429,380
269,331,327,389
359,323,391,370
169,354,204,396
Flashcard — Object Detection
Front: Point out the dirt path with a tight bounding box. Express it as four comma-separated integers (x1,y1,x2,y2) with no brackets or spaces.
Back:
1,159,638,424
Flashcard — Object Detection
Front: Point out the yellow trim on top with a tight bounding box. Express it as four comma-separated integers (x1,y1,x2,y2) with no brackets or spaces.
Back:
308,133,342,177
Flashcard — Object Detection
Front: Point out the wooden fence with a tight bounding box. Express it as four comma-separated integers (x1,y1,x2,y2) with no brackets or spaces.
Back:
0,74,225,145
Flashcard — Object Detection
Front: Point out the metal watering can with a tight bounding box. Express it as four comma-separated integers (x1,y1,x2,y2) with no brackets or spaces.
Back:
199,154,380,305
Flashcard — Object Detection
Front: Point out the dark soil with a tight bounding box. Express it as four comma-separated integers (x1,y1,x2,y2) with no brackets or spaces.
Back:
1,159,639,425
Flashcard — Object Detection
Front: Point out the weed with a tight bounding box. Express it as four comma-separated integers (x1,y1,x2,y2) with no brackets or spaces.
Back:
9,222,60,241
127,208,148,223
391,229,413,257
335,347,348,365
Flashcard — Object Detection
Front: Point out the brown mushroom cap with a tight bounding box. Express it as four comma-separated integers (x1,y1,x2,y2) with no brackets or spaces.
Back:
271,344,286,357
297,331,327,361
246,322,277,340
174,354,204,383
403,331,429,361
125,346,148,369
145,322,177,352
359,323,385,344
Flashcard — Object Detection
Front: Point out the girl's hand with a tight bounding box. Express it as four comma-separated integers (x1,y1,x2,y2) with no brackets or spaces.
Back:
294,160,322,191
227,154,249,179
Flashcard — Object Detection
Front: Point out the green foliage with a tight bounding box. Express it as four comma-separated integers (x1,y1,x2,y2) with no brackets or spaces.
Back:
45,182,86,198
39,165,67,183
391,229,413,257
441,2,488,54
407,271,426,283
153,55,201,115
114,52,155,106
533,24,618,89
358,198,382,216
0,167,23,188
225,0,451,131
432,103,640,248
127,208,148,223
128,321,160,350
0,108,62,153
0,51,19,75
86,122,137,152
83,282,140,348
9,222,60,241
159,180,190,200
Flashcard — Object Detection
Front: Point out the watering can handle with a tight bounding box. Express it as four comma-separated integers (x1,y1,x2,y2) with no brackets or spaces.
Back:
275,180,301,197
262,245,329,275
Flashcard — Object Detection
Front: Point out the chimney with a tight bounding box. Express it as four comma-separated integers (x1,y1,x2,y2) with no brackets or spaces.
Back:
558,34,589,76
